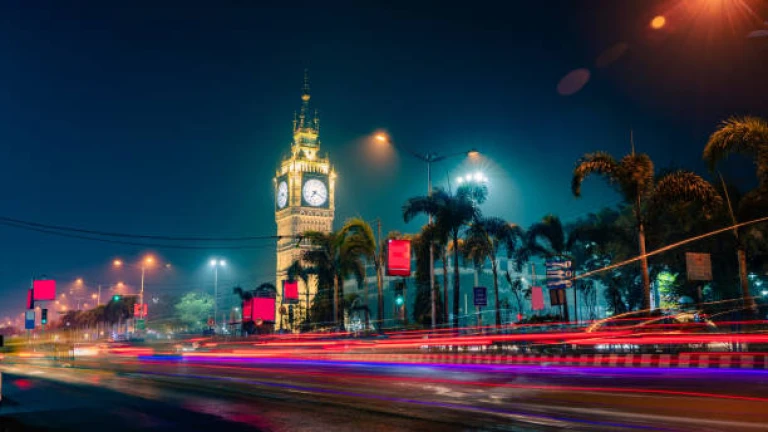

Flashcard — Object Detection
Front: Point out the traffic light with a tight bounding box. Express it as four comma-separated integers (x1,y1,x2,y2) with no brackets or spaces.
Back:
113,295,121,301
394,280,405,306
41,308,48,325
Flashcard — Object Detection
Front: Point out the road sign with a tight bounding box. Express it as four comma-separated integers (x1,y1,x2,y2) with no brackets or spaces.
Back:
546,281,573,289
136,319,145,330
686,252,712,281
550,289,566,306
473,286,487,306
25,310,35,330
546,259,573,289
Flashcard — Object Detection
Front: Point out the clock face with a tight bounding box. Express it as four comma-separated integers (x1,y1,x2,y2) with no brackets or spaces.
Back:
276,181,288,208
302,178,328,207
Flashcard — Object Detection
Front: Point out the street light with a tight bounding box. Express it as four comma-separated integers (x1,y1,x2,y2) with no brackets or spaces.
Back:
209,258,227,327
113,255,156,323
373,131,481,328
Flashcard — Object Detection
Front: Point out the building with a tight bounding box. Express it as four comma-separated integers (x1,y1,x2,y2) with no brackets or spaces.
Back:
274,71,336,327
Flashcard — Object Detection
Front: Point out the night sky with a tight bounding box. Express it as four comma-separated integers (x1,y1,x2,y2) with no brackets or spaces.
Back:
1,0,767,321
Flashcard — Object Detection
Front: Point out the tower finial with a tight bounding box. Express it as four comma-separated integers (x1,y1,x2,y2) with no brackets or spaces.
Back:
299,69,310,128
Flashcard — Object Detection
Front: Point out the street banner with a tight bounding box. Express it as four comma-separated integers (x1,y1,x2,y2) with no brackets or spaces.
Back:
33,279,56,301
686,252,712,281
531,286,545,311
387,239,412,276
283,280,299,303
473,286,487,306
26,289,34,309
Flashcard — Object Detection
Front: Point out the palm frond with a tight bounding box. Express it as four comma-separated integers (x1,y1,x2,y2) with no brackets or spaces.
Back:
652,170,723,213
703,116,768,171
572,151,619,197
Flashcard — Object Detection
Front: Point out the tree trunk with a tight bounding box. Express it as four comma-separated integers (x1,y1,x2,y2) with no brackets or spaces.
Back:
738,248,756,310
442,249,449,326
638,223,652,312
452,232,461,329
333,277,339,327
491,258,501,326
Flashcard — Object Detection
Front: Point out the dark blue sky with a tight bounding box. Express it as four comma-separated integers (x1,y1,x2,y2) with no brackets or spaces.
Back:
1,0,766,321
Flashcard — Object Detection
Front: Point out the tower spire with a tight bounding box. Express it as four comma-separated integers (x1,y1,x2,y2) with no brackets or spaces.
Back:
299,69,311,129
630,129,635,155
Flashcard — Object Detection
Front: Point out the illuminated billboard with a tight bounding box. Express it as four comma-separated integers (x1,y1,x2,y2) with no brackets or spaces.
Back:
242,298,253,322
33,279,56,301
387,239,412,276
283,280,299,303
253,297,276,322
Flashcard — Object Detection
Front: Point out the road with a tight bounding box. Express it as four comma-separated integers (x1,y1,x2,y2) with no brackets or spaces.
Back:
2,354,767,431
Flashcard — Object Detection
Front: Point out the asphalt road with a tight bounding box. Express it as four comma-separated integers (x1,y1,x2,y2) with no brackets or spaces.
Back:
2,355,767,431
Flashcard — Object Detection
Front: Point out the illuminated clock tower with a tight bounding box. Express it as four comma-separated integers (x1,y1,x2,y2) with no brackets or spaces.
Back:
274,71,336,326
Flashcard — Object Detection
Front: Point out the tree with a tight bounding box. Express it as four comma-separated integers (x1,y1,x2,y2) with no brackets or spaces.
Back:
703,116,768,309
410,229,445,327
175,292,214,330
299,218,375,327
572,149,722,311
403,184,487,328
463,217,523,326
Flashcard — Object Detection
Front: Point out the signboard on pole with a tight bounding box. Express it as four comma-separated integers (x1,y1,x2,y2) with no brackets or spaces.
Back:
549,289,566,306
686,252,712,281
33,279,56,301
136,319,145,330
473,286,487,307
253,297,276,322
242,298,253,322
26,289,34,310
545,260,573,289
133,303,148,318
387,239,412,276
24,310,35,330
531,286,545,311
283,280,299,303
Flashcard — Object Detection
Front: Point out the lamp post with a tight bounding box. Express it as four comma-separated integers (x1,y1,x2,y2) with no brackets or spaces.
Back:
209,258,227,327
113,256,156,323
374,133,479,328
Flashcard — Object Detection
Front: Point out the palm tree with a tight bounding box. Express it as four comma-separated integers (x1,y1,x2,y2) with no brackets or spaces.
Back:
463,217,523,326
403,185,487,327
704,116,768,309
573,149,722,311
300,218,375,327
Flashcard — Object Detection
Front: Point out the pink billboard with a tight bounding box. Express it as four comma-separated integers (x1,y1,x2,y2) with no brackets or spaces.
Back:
531,286,545,311
33,280,56,301
283,280,299,302
387,239,412,276
242,298,253,322
253,297,276,322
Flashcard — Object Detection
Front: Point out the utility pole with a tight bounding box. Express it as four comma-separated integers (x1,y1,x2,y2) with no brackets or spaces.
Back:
427,161,437,329
377,218,384,330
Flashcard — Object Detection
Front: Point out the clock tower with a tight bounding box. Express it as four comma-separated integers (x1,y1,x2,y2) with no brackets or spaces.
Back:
274,71,336,327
